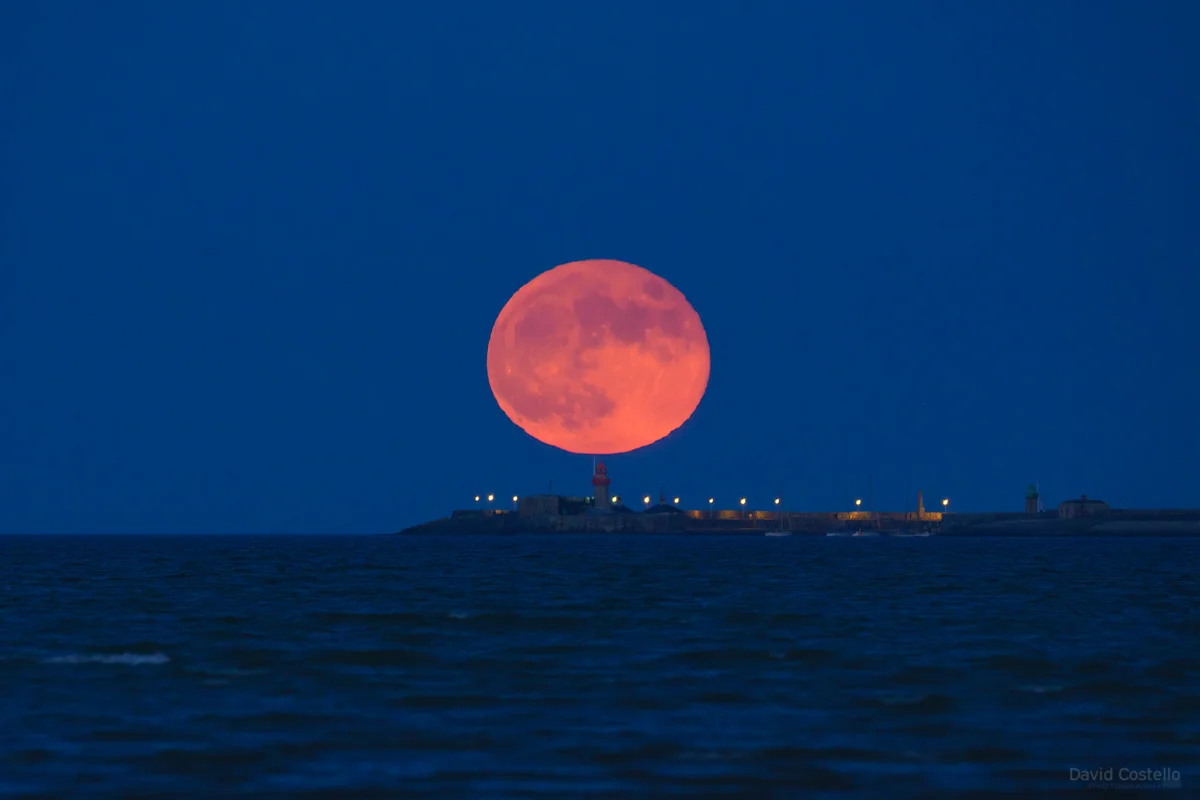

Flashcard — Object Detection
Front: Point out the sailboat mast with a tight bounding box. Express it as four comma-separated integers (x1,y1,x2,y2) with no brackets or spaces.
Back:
778,481,784,531
868,473,874,527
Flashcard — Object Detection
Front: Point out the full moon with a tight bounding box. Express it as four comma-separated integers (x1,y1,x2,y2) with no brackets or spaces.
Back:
487,259,710,454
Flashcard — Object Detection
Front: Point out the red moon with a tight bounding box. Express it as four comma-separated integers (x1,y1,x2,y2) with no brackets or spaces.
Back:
487,259,710,454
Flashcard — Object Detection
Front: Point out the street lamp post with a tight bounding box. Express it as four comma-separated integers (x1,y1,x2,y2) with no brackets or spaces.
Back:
708,497,714,520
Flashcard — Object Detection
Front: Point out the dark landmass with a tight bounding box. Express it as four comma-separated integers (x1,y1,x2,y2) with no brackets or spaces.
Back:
396,503,1200,537
942,510,1200,537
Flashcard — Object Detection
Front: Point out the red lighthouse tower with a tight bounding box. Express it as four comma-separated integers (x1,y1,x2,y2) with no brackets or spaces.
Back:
592,460,611,511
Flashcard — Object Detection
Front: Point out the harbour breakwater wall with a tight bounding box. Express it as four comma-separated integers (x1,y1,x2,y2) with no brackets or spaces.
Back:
437,508,941,533
399,507,1200,535
939,508,1200,536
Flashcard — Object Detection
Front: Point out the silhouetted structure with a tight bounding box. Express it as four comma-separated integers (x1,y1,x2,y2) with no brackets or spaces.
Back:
591,460,611,512
1058,495,1110,518
412,468,1200,537
1025,484,1040,514
410,474,1198,536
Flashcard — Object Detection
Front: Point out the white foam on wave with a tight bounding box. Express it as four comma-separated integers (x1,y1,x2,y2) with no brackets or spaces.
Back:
46,653,171,665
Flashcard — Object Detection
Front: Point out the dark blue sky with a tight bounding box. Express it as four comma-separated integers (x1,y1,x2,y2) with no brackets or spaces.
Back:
2,2,1196,533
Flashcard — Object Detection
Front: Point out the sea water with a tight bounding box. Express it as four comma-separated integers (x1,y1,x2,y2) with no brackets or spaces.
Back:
2,534,1197,797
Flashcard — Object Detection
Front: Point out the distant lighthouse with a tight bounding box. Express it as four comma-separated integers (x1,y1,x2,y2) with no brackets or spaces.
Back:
1025,484,1040,514
592,460,612,511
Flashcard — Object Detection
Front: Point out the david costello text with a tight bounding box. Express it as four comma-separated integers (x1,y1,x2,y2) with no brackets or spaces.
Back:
1069,767,1182,789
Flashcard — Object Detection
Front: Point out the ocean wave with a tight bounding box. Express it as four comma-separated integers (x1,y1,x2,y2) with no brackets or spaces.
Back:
1015,684,1063,694
862,692,958,713
307,648,437,668
45,653,170,665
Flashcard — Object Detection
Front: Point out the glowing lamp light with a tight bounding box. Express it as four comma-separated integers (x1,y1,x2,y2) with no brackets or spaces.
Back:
774,498,780,505
855,499,862,506
739,498,746,506
673,497,680,504
475,495,480,502
942,498,949,507
643,495,651,505
708,498,714,504
512,496,518,502
487,494,494,502
612,496,620,504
